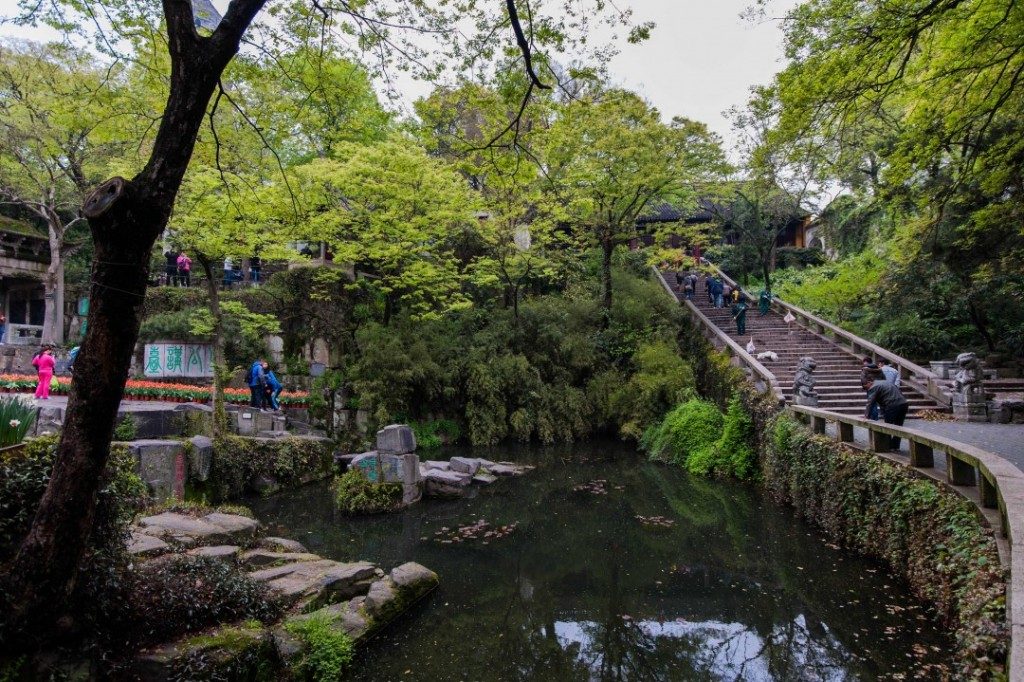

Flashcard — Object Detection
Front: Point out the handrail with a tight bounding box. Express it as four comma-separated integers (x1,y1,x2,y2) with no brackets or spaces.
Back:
787,403,1023,676
652,267,785,404
702,261,950,406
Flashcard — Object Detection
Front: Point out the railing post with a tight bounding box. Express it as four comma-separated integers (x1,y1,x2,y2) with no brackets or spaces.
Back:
812,416,827,435
909,440,934,468
868,427,887,452
837,422,854,443
980,475,999,509
946,453,977,486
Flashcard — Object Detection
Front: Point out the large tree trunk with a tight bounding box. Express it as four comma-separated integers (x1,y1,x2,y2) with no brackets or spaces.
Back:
198,255,228,435
42,222,65,345
601,232,614,327
4,0,267,638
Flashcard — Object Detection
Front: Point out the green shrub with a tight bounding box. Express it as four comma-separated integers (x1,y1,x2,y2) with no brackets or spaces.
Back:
205,436,335,502
284,612,355,680
113,414,138,442
873,314,954,361
609,341,695,440
125,556,281,645
0,398,36,447
410,419,462,449
332,468,402,515
642,399,722,466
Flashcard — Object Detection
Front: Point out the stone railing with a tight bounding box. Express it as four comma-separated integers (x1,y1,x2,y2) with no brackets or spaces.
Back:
6,323,43,346
652,267,785,404
788,403,1024,675
703,262,950,407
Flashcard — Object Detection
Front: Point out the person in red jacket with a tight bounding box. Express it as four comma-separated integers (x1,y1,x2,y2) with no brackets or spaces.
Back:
32,346,55,399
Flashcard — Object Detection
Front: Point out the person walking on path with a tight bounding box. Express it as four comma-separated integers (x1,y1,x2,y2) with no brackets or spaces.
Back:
247,358,266,408
758,289,772,316
710,277,724,308
176,250,192,287
731,297,749,336
864,377,910,451
262,362,283,411
682,277,694,300
879,359,901,387
164,249,179,286
32,346,55,399
861,358,886,420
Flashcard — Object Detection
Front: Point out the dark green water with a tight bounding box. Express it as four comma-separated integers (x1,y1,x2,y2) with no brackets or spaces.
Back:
249,442,954,681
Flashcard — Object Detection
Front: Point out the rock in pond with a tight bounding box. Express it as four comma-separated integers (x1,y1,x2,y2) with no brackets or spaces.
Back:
424,469,472,498
249,559,378,610
449,456,480,475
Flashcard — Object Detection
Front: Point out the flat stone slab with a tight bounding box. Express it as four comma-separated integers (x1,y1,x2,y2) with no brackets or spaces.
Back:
259,536,309,553
473,472,498,485
137,512,258,547
187,545,241,562
127,531,170,558
239,549,321,569
424,469,472,498
450,457,480,475
423,460,450,470
250,559,378,608
489,462,533,477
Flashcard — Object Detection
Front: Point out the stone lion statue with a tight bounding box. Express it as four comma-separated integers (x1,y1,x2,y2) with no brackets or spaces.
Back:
793,357,819,405
953,352,985,399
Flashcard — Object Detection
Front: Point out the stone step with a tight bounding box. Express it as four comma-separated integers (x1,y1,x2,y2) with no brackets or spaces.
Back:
249,559,380,611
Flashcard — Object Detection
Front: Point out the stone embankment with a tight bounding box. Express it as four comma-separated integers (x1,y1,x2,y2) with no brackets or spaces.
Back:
129,510,438,678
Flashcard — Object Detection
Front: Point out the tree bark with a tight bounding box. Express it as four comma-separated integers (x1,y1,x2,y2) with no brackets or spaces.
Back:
4,0,269,638
601,232,614,327
198,254,228,435
42,220,66,345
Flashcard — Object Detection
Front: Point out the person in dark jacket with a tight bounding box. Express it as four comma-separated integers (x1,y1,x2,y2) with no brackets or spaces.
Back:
731,297,749,335
864,378,909,451
164,250,179,286
247,359,266,408
861,357,886,420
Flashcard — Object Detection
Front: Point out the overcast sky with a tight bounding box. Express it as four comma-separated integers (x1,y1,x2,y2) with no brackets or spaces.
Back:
0,0,798,153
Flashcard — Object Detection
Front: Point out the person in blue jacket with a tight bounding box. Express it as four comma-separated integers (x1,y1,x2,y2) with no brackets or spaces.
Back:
262,361,283,411
247,359,266,408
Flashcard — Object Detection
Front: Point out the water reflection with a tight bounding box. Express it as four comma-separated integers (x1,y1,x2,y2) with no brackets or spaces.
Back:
248,442,952,681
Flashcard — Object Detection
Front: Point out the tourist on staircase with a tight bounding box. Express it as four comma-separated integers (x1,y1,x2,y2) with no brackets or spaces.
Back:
758,289,772,316
731,297,749,336
864,377,909,451
861,358,886,419
879,359,901,387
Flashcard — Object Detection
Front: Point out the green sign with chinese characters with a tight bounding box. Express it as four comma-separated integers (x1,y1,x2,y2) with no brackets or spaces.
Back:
143,342,213,378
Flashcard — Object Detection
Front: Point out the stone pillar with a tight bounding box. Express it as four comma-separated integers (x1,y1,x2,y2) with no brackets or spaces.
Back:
951,352,988,422
946,453,977,487
908,441,934,468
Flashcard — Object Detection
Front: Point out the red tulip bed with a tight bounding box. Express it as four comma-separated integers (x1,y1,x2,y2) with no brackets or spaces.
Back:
0,374,310,407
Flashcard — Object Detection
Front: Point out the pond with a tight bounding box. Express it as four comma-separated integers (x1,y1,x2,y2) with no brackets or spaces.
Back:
249,442,954,680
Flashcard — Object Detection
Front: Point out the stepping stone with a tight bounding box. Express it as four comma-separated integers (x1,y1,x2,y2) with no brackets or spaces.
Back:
127,531,170,558
363,577,399,621
136,512,259,547
259,536,309,553
390,562,439,592
472,472,498,485
250,560,378,609
187,545,240,562
488,464,523,477
239,549,321,569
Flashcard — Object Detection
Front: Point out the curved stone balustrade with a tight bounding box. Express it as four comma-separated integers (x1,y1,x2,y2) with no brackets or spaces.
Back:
787,404,1024,676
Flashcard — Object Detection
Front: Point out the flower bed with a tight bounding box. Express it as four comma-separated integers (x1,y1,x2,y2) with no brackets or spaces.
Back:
0,375,309,407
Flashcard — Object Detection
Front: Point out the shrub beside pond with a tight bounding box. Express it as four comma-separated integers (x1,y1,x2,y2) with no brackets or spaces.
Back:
204,435,334,501
333,469,402,515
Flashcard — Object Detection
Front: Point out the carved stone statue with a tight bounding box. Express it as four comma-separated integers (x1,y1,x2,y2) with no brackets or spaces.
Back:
952,352,985,399
952,351,988,422
793,357,819,407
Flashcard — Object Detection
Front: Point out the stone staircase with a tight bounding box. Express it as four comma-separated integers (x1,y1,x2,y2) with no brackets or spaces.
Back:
675,281,946,417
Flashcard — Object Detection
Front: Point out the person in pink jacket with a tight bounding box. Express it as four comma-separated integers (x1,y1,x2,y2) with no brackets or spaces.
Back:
32,346,55,399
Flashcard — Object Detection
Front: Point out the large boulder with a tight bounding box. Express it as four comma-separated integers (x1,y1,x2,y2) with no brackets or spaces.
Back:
249,559,378,610
129,440,187,500
376,424,416,455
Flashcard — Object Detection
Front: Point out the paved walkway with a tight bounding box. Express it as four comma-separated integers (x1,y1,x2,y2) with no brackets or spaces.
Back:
15,394,191,412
